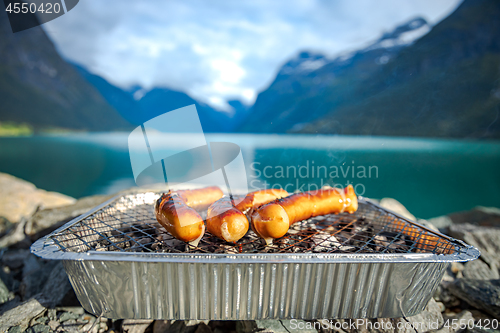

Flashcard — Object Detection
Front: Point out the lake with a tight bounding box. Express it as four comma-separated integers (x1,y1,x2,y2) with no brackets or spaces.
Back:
0,133,499,219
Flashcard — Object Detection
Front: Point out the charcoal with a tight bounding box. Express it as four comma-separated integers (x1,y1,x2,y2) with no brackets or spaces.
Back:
219,245,239,254
311,232,341,252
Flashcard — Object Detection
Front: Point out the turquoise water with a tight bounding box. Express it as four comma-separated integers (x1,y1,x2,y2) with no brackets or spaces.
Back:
0,133,499,219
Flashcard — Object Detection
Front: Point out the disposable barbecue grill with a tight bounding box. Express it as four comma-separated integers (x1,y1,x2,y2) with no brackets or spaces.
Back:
31,192,479,320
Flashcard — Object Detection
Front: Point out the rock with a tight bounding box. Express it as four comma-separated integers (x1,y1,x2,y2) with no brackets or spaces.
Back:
0,297,46,332
194,323,212,333
1,249,30,269
0,276,14,304
22,255,42,276
466,329,500,333
475,206,500,217
47,309,56,321
55,306,84,315
405,297,445,332
317,318,393,333
55,314,100,333
235,321,258,333
40,262,72,308
0,172,75,224
417,219,440,232
20,255,58,300
79,314,98,333
435,301,446,313
448,279,500,318
48,320,59,331
121,319,153,333
58,311,80,322
30,315,48,326
462,260,499,280
448,223,500,268
98,317,109,333
380,198,417,221
316,298,444,333
0,216,13,238
0,218,30,249
448,207,500,227
427,215,455,232
185,320,210,327
255,320,288,333
441,264,461,283
0,267,18,298
434,284,462,309
161,320,222,333
56,288,80,307
58,319,80,333
25,194,112,239
19,254,71,307
163,321,190,333
207,321,237,333
153,320,172,333
436,310,474,333
256,320,318,332
25,324,51,333
451,262,465,275
20,255,43,299
0,294,20,314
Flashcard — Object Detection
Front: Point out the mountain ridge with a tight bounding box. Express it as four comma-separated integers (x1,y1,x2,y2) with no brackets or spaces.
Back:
2,1,498,138
238,0,500,139
298,0,500,138
0,10,132,131
238,16,432,133
74,63,249,132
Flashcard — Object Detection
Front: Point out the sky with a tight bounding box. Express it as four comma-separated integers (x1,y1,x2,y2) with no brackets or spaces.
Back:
43,0,462,110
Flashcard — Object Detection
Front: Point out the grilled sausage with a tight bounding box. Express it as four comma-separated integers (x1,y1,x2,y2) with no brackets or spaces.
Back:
251,185,358,244
235,189,290,214
206,189,289,242
154,191,205,246
176,186,224,210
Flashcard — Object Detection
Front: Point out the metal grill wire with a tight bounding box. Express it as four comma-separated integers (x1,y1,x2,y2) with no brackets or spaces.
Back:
49,192,458,255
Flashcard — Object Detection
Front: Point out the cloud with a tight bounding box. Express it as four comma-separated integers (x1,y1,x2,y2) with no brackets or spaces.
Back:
43,0,462,110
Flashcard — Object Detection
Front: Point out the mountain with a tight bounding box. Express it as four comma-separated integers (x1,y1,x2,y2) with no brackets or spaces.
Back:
0,10,132,131
227,99,251,128
238,17,431,133
138,89,253,132
240,0,500,139
75,64,248,132
299,0,500,138
137,87,230,132
72,63,142,125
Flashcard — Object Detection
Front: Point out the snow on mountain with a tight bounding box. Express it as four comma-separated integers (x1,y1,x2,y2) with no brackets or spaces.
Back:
280,17,431,77
368,17,431,50
278,52,328,75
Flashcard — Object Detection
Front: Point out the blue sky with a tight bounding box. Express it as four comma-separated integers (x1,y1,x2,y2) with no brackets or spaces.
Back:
43,0,462,110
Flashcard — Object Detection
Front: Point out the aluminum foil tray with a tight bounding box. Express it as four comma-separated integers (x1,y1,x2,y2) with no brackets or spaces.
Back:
31,192,480,320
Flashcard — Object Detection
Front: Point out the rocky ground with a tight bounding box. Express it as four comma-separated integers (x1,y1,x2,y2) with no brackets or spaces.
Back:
0,172,499,333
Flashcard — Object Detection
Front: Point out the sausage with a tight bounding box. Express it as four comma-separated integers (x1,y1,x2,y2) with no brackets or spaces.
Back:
154,186,222,245
206,196,248,243
206,189,289,243
154,191,205,245
235,189,290,214
176,186,224,210
251,185,358,244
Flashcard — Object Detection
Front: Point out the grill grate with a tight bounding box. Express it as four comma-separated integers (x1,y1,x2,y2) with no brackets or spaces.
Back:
49,192,459,255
